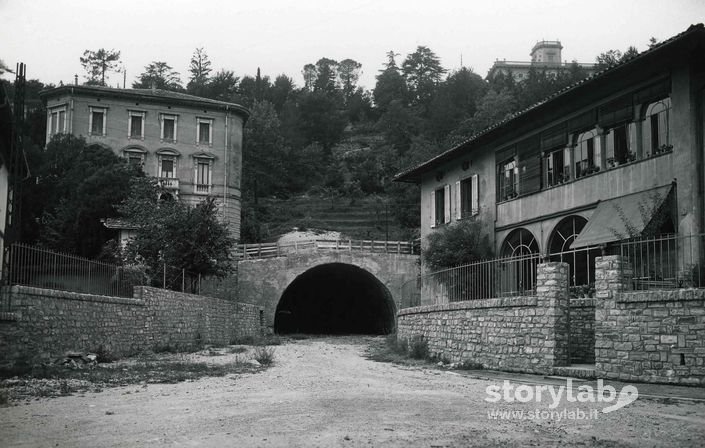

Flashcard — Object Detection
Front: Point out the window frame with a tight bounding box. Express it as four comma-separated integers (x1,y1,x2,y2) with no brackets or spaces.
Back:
128,110,146,140
430,185,450,228
574,129,600,178
643,98,671,157
160,113,178,143
48,105,68,136
193,156,214,194
196,117,214,146
88,106,107,137
456,174,479,220
498,158,519,201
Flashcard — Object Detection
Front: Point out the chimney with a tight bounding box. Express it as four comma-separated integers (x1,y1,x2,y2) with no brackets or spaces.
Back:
151,81,156,93
74,74,78,85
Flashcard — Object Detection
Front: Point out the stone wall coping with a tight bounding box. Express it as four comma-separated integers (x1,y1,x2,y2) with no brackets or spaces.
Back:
570,298,596,308
11,285,145,306
0,311,18,321
616,288,705,303
398,296,538,316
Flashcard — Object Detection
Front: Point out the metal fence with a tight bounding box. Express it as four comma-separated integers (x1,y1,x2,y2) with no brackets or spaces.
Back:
235,239,420,260
400,252,541,308
619,233,705,290
4,243,136,298
2,243,233,302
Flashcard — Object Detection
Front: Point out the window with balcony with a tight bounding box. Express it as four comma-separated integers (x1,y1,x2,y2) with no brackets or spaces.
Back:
48,106,67,136
128,111,145,139
544,147,570,187
161,114,177,142
643,98,671,157
89,107,106,136
499,159,519,200
574,130,600,178
156,149,180,190
194,159,212,194
197,117,213,146
123,147,146,169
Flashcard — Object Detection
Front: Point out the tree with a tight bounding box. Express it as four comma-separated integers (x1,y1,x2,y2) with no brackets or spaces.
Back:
373,51,408,113
337,58,362,104
313,58,339,93
402,46,446,108
204,69,239,102
451,89,518,142
80,48,121,86
297,90,346,153
118,177,235,290
302,63,317,91
133,61,183,90
187,47,212,96
269,74,296,113
243,100,289,199
27,134,141,257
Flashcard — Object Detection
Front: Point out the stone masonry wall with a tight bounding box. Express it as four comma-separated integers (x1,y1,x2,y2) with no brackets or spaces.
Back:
570,298,596,364
397,263,569,374
595,256,705,385
0,285,263,366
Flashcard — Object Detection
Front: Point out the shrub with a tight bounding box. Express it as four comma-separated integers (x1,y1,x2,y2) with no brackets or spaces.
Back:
95,345,116,363
408,335,429,360
252,346,276,366
423,219,492,272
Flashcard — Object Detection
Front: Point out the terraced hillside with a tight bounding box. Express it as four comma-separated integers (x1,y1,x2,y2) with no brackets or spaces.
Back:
257,195,415,242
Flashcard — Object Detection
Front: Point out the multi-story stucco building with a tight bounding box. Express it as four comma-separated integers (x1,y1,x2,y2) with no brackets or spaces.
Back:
487,40,597,81
40,85,249,240
396,24,705,286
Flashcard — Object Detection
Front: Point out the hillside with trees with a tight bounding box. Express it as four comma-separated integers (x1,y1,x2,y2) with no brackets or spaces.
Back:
5,41,652,251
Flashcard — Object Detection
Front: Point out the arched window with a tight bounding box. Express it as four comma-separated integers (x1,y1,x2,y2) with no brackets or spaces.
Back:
501,228,539,257
500,228,539,294
548,215,599,287
574,129,600,178
643,98,671,156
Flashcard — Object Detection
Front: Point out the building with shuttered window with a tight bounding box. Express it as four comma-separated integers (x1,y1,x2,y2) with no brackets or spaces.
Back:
396,24,705,279
40,85,249,240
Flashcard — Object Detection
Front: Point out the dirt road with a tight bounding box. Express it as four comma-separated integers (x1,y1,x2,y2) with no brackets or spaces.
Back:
2,336,705,447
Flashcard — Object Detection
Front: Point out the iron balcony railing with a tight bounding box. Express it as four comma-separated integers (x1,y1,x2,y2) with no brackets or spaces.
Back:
619,233,705,290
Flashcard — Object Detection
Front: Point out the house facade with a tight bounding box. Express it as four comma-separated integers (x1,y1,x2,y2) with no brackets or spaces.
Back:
397,24,705,285
40,85,249,240
487,40,597,81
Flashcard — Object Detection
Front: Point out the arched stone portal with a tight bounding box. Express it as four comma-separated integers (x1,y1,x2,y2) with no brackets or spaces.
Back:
274,263,396,335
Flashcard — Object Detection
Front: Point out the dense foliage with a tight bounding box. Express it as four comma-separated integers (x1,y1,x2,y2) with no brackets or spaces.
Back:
423,220,493,272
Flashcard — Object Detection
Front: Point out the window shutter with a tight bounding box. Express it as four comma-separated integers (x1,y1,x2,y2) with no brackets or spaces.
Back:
598,95,634,128
430,190,436,227
444,184,451,224
455,181,462,220
471,174,479,215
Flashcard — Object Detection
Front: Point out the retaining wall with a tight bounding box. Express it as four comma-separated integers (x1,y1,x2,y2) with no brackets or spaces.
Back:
595,256,705,385
0,285,263,365
397,263,570,374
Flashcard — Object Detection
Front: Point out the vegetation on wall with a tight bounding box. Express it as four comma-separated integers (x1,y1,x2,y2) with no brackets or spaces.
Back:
423,219,493,272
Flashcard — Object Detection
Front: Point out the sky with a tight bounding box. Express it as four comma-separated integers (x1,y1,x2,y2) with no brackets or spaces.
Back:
1,0,704,91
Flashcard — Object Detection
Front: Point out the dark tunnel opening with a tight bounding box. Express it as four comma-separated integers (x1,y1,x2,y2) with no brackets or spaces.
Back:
274,263,396,335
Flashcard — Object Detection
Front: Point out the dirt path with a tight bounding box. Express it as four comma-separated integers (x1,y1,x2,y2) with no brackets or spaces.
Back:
2,336,705,447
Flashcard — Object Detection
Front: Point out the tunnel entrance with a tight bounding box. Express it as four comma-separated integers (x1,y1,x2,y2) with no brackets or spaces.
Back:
274,263,396,335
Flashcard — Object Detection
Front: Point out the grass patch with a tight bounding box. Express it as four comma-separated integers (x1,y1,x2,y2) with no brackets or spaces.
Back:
252,346,276,366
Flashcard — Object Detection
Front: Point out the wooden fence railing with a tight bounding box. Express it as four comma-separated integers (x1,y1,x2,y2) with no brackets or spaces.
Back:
235,239,420,260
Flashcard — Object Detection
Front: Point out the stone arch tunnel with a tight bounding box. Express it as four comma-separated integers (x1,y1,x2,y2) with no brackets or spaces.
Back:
236,251,419,335
274,263,396,335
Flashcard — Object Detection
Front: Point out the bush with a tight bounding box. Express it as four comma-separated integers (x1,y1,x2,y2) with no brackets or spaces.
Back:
423,219,492,271
95,345,116,363
408,335,429,360
252,346,276,366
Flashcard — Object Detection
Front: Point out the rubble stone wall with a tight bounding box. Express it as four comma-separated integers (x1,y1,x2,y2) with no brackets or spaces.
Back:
595,256,705,385
570,298,596,364
397,263,570,374
0,285,262,365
